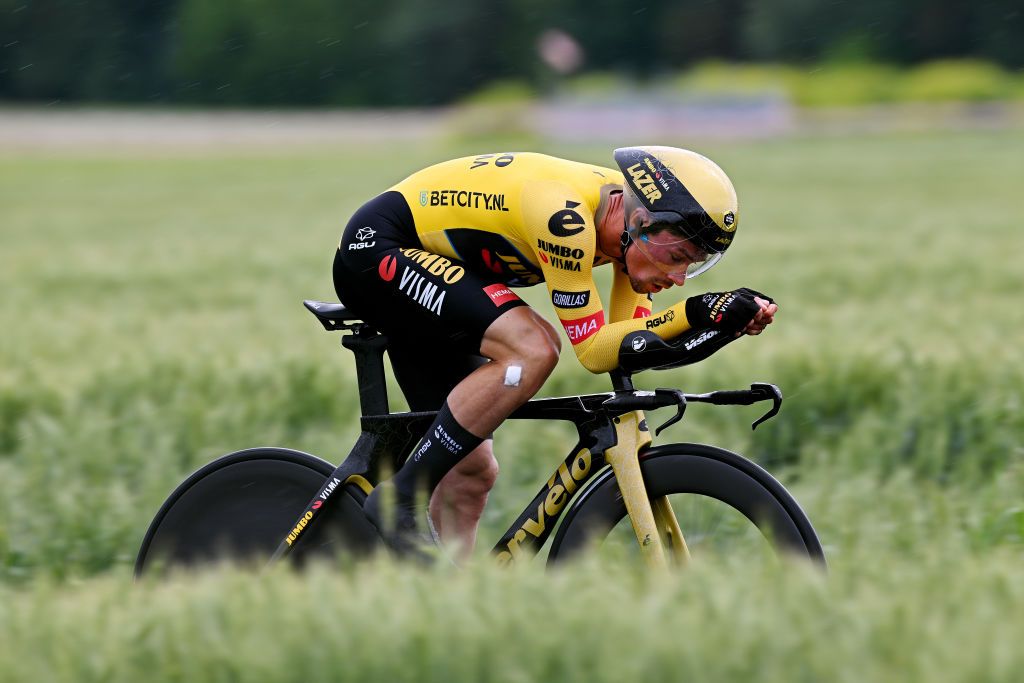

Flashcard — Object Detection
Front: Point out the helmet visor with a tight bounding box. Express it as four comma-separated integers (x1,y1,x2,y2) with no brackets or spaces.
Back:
628,224,722,279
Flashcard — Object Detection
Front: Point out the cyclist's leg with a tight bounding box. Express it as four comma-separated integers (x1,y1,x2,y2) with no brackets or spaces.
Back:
388,308,562,558
387,306,562,437
333,192,556,555
447,306,562,437
428,443,499,557
387,341,498,556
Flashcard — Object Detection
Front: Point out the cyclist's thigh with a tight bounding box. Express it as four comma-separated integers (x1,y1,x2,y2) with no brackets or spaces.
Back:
387,340,487,411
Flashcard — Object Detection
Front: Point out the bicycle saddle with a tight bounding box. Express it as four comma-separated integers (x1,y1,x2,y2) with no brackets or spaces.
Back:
303,300,366,331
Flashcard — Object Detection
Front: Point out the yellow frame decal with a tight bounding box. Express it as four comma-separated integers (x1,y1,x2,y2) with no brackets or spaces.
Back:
344,474,374,496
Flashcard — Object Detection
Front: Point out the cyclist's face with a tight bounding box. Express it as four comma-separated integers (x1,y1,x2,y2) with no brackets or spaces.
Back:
626,247,682,293
623,206,706,294
625,231,706,294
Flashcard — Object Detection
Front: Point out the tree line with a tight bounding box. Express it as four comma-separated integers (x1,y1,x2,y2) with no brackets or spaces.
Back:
1,0,1020,106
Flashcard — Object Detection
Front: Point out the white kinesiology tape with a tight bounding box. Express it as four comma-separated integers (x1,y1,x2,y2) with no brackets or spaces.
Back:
504,364,523,387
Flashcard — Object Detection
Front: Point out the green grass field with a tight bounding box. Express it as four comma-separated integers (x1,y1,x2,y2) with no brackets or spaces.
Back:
1,129,1022,681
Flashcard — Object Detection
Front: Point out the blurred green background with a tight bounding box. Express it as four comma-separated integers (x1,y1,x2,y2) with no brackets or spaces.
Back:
1,0,1023,106
1,2,1023,682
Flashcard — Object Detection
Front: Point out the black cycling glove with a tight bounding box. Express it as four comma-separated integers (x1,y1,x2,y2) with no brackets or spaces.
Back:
684,288,773,334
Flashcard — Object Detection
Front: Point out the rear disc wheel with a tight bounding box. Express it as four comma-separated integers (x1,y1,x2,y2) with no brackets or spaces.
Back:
135,447,379,576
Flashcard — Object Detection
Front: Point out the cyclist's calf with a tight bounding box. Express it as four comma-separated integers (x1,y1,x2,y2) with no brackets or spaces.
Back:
430,442,500,555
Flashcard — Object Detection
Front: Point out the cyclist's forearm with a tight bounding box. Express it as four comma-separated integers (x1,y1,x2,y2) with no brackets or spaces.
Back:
569,301,694,373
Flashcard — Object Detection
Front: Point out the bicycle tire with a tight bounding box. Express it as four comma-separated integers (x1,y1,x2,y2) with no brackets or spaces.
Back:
547,443,826,566
135,447,380,577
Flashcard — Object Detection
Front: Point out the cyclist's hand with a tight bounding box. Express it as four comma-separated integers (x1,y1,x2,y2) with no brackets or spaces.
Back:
743,297,777,336
684,288,776,335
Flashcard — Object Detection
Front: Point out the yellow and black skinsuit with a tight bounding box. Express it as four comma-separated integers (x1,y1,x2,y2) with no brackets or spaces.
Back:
333,152,696,408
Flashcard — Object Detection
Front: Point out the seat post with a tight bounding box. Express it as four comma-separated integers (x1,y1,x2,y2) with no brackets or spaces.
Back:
341,326,390,416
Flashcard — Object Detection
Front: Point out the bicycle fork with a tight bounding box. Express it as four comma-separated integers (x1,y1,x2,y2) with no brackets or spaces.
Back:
605,410,689,570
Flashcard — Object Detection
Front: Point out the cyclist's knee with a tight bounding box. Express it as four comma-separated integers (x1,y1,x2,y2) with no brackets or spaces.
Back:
483,309,561,390
521,330,559,376
508,337,558,395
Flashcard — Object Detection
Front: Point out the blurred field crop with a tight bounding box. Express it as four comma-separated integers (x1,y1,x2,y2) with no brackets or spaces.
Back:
0,129,1022,680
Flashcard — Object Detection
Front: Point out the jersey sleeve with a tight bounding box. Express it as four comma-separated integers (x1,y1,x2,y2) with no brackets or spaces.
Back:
523,182,696,374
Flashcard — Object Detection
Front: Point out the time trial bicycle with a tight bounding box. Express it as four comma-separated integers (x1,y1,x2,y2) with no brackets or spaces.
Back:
135,300,825,575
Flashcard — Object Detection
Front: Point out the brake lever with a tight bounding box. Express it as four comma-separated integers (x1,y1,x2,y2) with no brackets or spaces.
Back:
749,382,783,430
654,391,688,437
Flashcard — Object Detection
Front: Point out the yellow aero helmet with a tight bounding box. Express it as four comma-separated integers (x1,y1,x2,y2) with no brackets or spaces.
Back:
614,146,739,277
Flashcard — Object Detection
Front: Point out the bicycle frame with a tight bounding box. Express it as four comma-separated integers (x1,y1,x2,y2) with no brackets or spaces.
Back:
268,386,677,568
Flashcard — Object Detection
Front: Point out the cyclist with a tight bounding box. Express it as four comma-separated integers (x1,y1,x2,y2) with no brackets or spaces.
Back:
332,146,777,559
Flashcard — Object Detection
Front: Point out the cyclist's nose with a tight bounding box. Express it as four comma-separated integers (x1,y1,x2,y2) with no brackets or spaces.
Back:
667,271,687,286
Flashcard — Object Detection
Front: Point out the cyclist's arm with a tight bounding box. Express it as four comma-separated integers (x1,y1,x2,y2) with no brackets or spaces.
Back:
564,295,696,373
524,186,695,373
